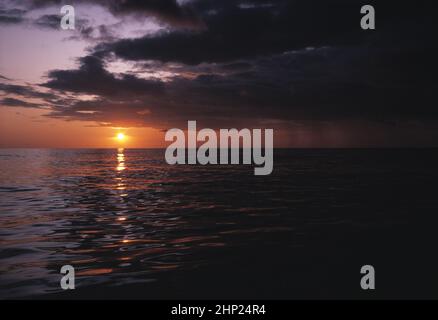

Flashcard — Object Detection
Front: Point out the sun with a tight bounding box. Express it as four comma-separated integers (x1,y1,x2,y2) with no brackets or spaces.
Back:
116,133,125,141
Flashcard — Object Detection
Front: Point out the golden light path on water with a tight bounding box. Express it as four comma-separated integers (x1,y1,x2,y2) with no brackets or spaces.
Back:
117,148,126,172
115,148,130,249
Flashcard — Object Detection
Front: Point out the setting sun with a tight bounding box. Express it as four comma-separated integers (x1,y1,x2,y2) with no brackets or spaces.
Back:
116,133,125,141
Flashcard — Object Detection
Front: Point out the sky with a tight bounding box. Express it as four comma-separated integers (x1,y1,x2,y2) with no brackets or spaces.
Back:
0,0,437,148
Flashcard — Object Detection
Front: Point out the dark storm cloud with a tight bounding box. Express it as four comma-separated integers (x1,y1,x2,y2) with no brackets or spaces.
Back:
0,83,57,101
32,13,110,42
95,0,435,64
96,0,369,64
43,55,164,97
33,14,60,29
102,0,203,29
0,97,42,108
27,0,437,136
15,0,202,28
0,8,26,24
0,79,59,105
42,44,437,129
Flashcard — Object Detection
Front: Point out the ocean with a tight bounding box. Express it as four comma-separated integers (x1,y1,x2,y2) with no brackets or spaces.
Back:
1,148,437,299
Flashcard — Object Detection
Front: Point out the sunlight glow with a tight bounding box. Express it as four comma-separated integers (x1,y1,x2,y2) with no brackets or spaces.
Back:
116,133,125,141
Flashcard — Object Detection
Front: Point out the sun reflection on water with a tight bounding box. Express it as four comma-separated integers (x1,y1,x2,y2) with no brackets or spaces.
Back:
116,148,126,171
115,148,128,195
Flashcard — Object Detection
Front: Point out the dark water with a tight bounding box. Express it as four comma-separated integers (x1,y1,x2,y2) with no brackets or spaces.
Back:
1,148,438,299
